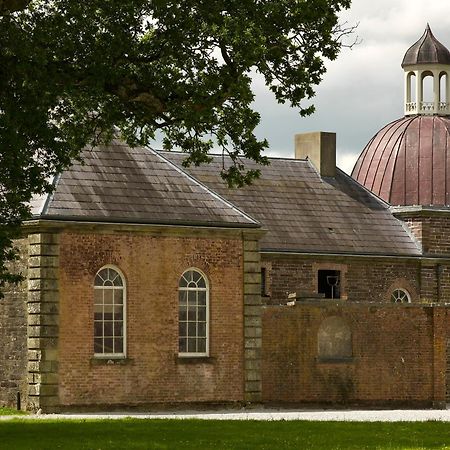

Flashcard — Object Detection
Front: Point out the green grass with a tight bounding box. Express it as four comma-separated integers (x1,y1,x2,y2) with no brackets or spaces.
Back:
0,407,27,416
0,419,449,449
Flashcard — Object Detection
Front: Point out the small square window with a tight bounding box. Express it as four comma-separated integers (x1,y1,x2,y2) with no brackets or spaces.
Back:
318,270,341,299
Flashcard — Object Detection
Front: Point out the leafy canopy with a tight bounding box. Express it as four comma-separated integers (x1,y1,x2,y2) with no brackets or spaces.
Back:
0,0,352,292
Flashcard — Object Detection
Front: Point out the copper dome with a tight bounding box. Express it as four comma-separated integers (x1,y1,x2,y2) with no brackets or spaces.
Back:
402,25,450,67
351,116,450,206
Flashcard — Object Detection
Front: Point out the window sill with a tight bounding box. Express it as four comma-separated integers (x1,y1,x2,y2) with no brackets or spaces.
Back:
176,355,215,364
90,357,133,366
316,357,354,364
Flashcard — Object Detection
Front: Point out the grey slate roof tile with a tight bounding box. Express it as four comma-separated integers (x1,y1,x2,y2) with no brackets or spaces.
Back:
165,152,421,257
35,141,258,228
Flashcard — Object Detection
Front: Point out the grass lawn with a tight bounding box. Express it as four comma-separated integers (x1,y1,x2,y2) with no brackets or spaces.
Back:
0,419,449,449
0,407,27,416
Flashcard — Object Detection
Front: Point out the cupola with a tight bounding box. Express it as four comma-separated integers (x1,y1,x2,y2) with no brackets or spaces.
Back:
402,25,450,116
352,26,450,207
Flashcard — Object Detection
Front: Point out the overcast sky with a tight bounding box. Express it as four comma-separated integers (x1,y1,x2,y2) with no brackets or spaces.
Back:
253,0,450,174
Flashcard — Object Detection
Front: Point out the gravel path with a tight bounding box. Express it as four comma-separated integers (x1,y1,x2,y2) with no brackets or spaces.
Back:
2,408,450,422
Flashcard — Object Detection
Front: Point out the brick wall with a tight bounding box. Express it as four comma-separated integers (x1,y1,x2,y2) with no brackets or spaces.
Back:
57,229,246,408
263,254,421,304
262,302,447,407
0,238,28,409
403,216,450,255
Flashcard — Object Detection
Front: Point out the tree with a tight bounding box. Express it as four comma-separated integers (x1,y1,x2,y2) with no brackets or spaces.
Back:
0,0,353,293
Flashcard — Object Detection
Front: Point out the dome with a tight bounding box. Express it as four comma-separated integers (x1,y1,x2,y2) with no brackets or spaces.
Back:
351,116,450,206
402,25,450,67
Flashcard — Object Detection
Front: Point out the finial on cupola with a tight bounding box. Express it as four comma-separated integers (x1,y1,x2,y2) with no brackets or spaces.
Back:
402,25,450,116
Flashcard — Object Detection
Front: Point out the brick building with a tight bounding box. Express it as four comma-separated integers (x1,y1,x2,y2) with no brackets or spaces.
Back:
2,26,450,412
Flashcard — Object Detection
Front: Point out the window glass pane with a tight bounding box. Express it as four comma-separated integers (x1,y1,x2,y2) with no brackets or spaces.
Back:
197,338,206,353
96,268,108,284
114,338,123,354
179,308,187,321
187,307,196,321
114,290,123,304
104,338,114,353
192,270,202,284
113,305,123,320
104,321,113,337
187,338,197,353
179,290,187,305
188,322,196,337
94,290,103,305
179,338,187,353
179,322,187,337
198,291,206,306
103,289,113,304
94,304,103,321
114,321,123,337
197,276,206,289
188,291,196,305
94,321,103,337
104,305,113,320
198,307,206,322
198,322,206,338
94,338,103,353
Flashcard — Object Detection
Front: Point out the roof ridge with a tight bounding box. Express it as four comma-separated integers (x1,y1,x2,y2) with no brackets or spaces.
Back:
157,149,309,163
147,147,260,226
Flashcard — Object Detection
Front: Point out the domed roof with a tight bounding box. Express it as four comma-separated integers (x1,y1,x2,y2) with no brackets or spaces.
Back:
402,25,450,67
351,116,450,206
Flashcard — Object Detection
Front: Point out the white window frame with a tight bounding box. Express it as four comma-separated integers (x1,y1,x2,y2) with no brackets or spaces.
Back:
391,288,411,303
93,265,127,358
178,268,209,357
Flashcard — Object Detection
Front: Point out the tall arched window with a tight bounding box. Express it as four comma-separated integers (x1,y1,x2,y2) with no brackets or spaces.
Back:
94,266,126,357
178,269,209,356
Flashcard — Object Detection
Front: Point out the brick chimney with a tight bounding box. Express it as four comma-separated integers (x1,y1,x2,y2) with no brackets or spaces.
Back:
295,131,336,177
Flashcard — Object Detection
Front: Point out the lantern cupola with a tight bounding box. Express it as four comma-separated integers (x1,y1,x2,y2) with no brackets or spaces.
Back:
402,25,450,116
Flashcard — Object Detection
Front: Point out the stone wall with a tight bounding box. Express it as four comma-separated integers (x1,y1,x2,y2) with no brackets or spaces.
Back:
262,254,421,304
0,238,28,409
262,301,447,407
56,228,249,409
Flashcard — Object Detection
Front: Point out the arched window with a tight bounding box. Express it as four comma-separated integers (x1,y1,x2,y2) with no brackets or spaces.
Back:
407,72,416,103
317,316,352,360
391,288,411,303
94,266,126,357
178,269,209,356
421,72,434,110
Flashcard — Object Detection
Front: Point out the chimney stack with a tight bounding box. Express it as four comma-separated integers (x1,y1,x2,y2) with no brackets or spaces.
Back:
295,132,336,177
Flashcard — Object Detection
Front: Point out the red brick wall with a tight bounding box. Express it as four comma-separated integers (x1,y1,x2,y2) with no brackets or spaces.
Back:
264,254,421,304
404,216,450,255
262,302,447,407
58,230,244,407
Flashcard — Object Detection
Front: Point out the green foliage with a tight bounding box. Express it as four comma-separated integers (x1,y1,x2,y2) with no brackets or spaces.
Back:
0,419,449,449
0,406,27,415
0,0,352,291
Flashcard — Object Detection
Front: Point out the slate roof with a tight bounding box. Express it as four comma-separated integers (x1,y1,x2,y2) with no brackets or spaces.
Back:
32,140,258,228
402,25,450,67
166,152,421,256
